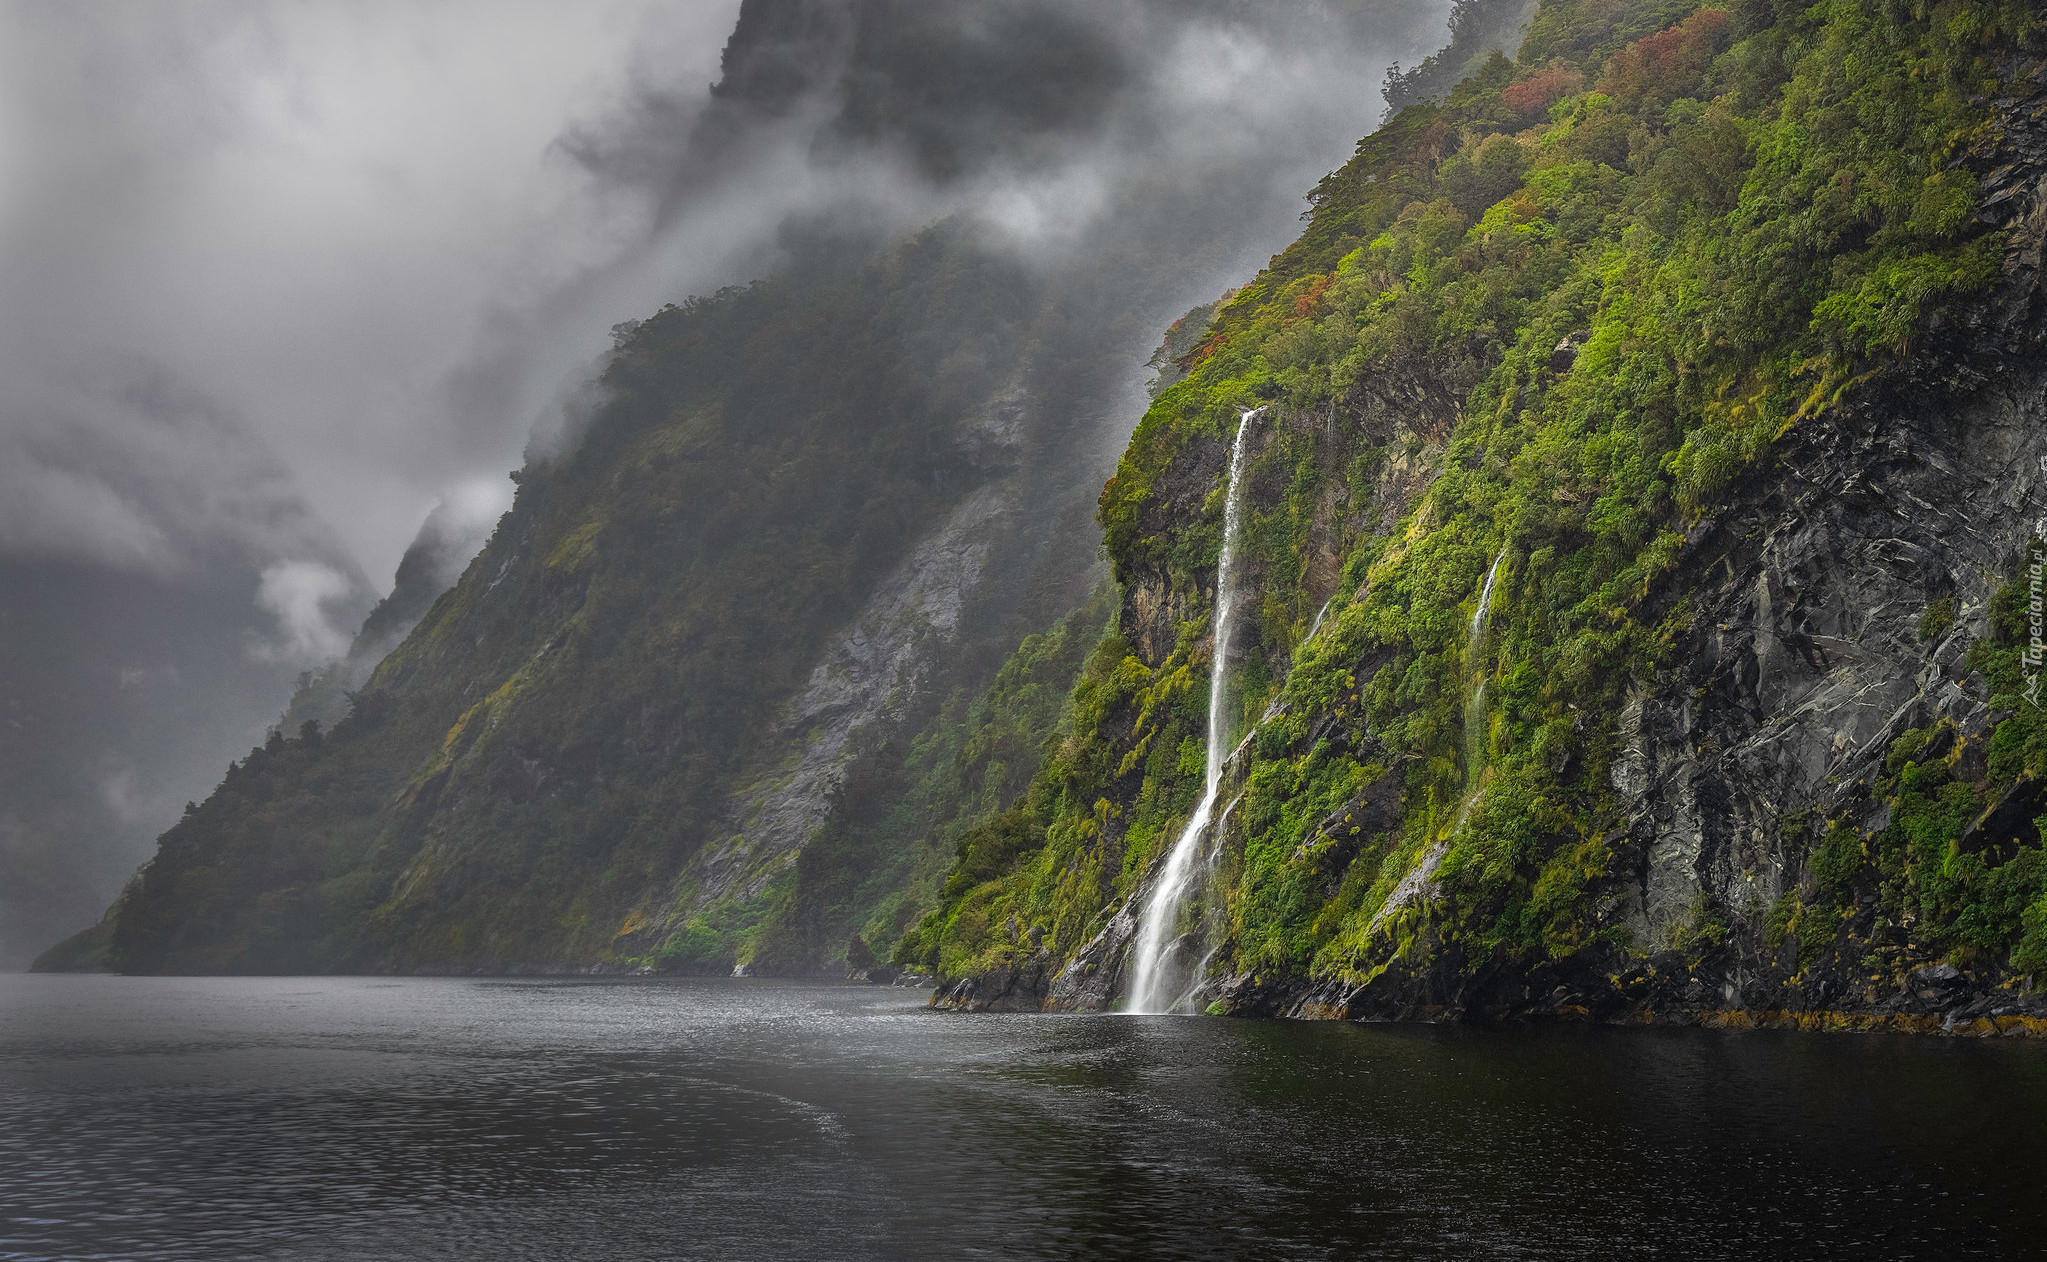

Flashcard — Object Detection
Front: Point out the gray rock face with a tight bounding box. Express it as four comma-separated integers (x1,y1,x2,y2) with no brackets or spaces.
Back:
1600,59,2047,988
1616,369,2047,953
697,480,1014,905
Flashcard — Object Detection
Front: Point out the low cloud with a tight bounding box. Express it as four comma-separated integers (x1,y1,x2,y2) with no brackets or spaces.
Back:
0,0,743,586
0,353,360,578
1,0,1452,593
252,560,359,665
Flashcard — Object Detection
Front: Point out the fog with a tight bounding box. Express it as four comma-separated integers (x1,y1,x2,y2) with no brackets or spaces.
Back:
0,0,1449,966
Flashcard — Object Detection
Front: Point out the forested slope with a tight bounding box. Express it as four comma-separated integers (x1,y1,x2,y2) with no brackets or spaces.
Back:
916,0,2047,1034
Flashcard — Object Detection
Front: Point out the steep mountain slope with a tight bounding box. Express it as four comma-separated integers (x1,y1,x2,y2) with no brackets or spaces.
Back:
916,0,2047,1035
42,0,1476,976
99,229,1040,972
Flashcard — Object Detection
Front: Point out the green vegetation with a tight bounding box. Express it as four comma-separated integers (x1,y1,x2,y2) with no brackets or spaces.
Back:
1848,557,2047,976
910,0,2043,995
71,0,2044,997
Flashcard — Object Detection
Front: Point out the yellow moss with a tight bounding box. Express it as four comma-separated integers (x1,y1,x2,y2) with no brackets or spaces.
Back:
545,520,602,571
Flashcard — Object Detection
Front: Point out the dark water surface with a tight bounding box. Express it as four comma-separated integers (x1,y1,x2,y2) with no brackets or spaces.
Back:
4,976,2045,1260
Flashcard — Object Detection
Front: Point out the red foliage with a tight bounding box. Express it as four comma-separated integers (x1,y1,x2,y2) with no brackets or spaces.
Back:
1294,275,1335,319
1595,9,1732,108
1502,62,1586,119
1181,332,1225,371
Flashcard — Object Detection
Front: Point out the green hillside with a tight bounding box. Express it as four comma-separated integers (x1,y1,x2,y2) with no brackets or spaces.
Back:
909,0,2047,1027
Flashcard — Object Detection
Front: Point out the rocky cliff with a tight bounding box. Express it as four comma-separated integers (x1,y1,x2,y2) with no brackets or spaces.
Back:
914,0,2047,1036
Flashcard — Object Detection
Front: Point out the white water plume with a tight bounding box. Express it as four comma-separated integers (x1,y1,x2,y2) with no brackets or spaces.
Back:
1471,552,1503,639
1305,595,1336,643
1124,406,1261,1014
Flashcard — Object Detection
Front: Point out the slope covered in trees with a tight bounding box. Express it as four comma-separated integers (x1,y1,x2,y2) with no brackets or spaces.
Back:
912,0,2047,1032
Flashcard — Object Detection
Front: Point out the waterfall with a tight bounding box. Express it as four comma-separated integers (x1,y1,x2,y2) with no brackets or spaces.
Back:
1471,553,1502,640
1454,551,1505,828
1124,406,1260,1014
1304,595,1336,644
1366,548,1504,932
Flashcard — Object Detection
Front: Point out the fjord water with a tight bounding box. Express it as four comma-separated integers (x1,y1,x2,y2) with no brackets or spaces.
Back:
5,976,2045,1261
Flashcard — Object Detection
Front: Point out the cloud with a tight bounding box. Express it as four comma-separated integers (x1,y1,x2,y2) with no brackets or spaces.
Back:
567,0,1456,281
252,560,358,665
0,353,360,577
0,0,744,585
1,0,1452,591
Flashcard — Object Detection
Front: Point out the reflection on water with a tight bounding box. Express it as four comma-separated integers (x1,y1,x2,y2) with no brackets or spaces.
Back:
3,974,2044,1260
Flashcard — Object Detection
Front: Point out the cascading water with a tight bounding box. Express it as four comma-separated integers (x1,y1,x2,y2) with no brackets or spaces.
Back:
1470,552,1502,641
1124,406,1261,1014
1366,549,1504,932
1454,552,1505,826
1304,595,1336,643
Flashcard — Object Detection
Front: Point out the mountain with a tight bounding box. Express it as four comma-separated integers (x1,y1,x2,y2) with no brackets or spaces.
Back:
274,499,502,739
913,0,2047,1036
37,0,1470,976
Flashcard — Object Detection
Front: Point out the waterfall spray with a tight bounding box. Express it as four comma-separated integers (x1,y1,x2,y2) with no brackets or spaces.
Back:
1124,407,1260,1014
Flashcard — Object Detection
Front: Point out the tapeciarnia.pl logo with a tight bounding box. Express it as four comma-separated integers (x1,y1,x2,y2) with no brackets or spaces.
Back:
2026,457,2046,711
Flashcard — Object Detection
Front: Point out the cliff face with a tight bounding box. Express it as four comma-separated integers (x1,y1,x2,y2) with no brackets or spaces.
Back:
917,0,2047,1035
73,221,1123,976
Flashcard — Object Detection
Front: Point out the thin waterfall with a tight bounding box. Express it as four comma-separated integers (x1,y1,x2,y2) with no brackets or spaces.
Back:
1470,553,1502,640
1304,595,1336,643
1454,551,1505,829
1125,407,1260,1014
1367,548,1503,932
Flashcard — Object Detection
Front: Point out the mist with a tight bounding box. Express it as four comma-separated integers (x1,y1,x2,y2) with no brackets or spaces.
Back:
0,0,1450,967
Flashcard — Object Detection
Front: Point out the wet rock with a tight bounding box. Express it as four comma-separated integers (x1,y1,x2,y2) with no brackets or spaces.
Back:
931,951,1057,1011
1548,329,1587,374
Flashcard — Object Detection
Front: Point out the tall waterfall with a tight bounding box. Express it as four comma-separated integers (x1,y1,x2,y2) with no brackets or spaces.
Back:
1125,407,1260,1014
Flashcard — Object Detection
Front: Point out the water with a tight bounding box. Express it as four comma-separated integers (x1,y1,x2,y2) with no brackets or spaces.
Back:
1303,595,1335,643
1127,407,1261,1014
5,975,2046,1260
1455,549,1505,824
1370,551,1504,931
1469,551,1502,640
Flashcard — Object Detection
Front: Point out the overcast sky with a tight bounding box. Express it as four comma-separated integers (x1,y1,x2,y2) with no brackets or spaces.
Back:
0,0,747,613
1,0,1450,634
